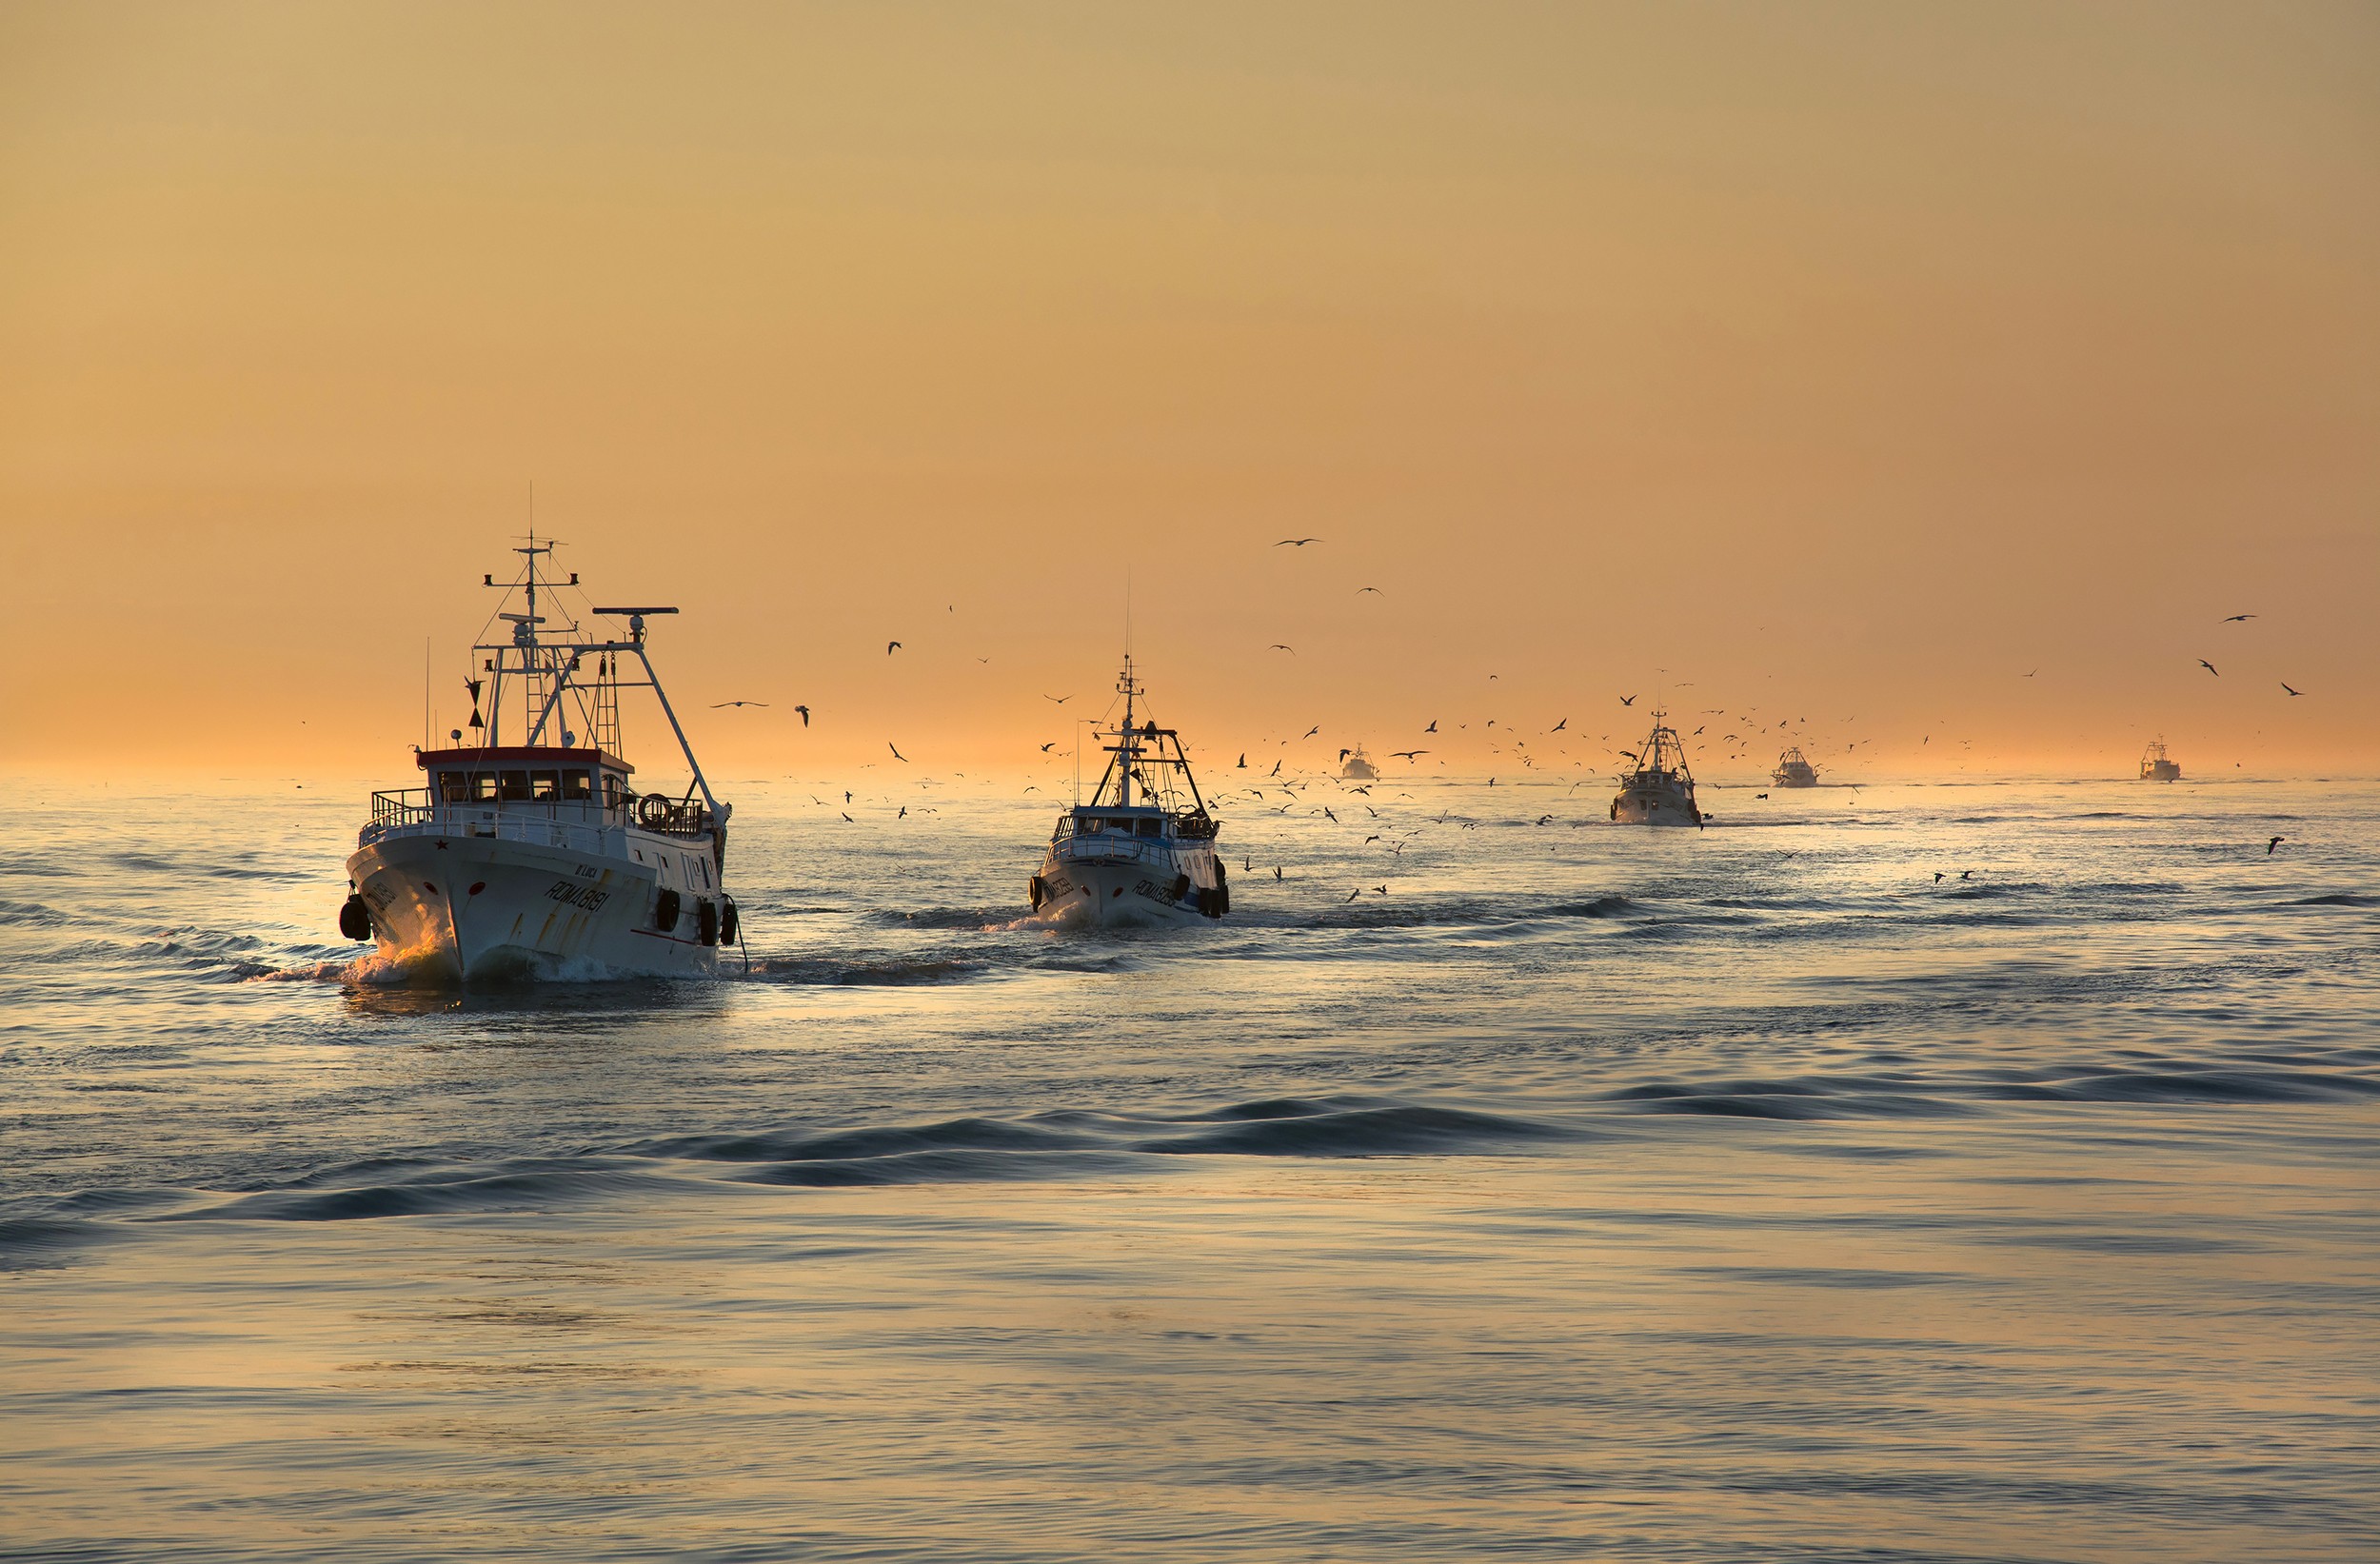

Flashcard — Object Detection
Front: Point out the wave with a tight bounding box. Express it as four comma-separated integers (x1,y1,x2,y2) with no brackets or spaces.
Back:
745,955,987,986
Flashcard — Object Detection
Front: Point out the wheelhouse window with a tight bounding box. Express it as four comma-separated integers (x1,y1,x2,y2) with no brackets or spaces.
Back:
1136,818,1162,838
530,769,563,802
562,770,593,802
438,772,498,803
498,770,532,801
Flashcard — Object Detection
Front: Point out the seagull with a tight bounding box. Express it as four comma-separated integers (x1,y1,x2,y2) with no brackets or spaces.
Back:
1365,835,1381,844
711,700,768,708
1934,872,1945,882
2268,836,2284,854
794,705,810,726
1304,725,1321,739
886,642,902,655
2198,660,2219,676
1339,747,1352,762
898,805,907,819
1960,870,1973,881
1371,885,1387,896
1276,537,1323,547
841,812,853,822
1269,760,1281,777
2224,614,2257,623
1237,753,1247,767
1391,749,1428,760
2282,683,2303,697
1424,721,1438,734
1275,866,1283,880
1043,694,1072,704
1040,742,1056,752
1619,694,1637,706
1323,806,1339,822
1357,586,1382,595
1270,644,1296,653
844,791,852,803
888,742,908,762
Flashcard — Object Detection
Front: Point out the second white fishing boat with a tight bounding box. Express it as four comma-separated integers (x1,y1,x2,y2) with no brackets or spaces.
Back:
1027,661,1230,928
1611,711,1704,826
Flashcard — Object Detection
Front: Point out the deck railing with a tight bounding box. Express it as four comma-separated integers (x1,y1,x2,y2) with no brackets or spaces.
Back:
360,791,715,847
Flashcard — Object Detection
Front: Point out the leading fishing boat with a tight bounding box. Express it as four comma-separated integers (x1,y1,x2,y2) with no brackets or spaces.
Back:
1611,710,1704,827
1026,660,1229,927
340,539,739,981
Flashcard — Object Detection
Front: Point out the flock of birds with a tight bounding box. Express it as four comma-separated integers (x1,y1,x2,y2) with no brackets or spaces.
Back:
697,544,2311,896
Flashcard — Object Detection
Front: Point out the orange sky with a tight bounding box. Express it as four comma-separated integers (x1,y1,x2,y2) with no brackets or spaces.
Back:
3,2,2374,783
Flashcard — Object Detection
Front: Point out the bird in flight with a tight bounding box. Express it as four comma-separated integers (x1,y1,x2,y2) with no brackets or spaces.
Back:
2224,614,2257,623
1237,753,1247,768
1551,718,1567,732
1934,872,1945,883
887,742,908,762
794,704,810,726
2268,836,2284,854
1322,806,1339,822
841,812,853,822
1390,749,1428,761
1344,890,1359,902
1356,586,1383,596
711,700,767,708
2022,670,2037,679
1276,537,1323,547
2198,660,2219,676
1619,694,1637,706
2282,683,2303,697
1424,720,1438,734
1043,694,1072,704
1303,725,1320,739
1040,742,1056,753
886,642,902,656
1270,644,1296,653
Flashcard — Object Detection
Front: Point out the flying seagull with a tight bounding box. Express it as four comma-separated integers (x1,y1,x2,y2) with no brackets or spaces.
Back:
1551,718,1567,732
1424,720,1438,733
794,704,810,726
711,700,768,708
1391,749,1428,760
888,742,908,762
1040,742,1056,752
1620,694,1637,706
2282,683,2303,697
1270,644,1296,653
2199,660,2219,676
2268,836,2284,854
841,812,853,822
1043,694,1072,704
886,642,902,655
1303,725,1320,739
1276,537,1323,547
1356,586,1383,595
2224,614,2257,623
1237,753,1247,767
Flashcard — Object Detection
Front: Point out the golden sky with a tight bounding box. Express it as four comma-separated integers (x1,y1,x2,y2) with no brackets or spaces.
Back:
3,2,2373,782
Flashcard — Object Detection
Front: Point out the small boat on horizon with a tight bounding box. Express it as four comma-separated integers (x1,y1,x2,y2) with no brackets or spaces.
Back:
1339,744,1378,781
1027,660,1230,927
1611,711,1704,827
1771,745,1820,787
2139,737,2182,782
341,539,738,981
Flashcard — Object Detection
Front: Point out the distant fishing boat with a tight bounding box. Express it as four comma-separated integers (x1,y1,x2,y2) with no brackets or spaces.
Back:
2139,737,2181,782
1611,711,1703,826
341,539,737,981
1339,744,1378,781
1771,745,1820,787
1027,660,1229,927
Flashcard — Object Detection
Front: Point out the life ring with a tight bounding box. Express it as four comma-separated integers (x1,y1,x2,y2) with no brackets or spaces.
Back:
638,794,673,828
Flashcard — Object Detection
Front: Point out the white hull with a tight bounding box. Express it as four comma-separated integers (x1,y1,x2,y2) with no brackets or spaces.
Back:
346,825,722,982
1611,782,1700,827
1027,842,1223,929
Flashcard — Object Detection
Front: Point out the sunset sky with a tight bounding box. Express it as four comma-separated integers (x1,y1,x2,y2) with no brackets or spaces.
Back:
3,2,2373,782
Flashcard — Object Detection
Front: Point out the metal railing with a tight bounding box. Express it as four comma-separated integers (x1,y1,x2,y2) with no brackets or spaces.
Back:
359,792,715,849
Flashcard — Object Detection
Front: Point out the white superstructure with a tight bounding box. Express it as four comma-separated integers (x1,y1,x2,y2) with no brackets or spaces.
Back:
1026,661,1229,928
340,539,738,982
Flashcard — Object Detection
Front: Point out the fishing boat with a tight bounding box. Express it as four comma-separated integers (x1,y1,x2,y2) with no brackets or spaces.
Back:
1611,711,1703,826
340,538,738,981
1771,745,1820,787
2139,737,2181,782
1339,744,1378,781
1027,660,1228,927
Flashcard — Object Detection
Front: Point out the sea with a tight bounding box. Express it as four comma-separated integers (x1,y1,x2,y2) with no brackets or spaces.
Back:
3,773,2375,1562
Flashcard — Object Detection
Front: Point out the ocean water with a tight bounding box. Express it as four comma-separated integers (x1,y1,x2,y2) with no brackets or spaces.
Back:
3,773,2376,1562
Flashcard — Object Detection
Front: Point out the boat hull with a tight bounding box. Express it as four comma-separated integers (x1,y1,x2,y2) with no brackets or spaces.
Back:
1027,845,1223,929
345,833,718,982
1611,783,1701,827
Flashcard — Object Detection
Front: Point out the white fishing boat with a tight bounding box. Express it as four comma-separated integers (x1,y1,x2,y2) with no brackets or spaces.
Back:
2139,737,2181,782
1339,744,1378,781
340,539,738,982
1610,711,1703,826
1027,660,1229,928
1771,745,1820,787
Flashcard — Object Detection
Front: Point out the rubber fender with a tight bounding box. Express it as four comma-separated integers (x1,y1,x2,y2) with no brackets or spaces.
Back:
719,899,740,945
653,887,682,932
1028,875,1045,910
697,899,720,946
1214,859,1228,889
338,895,372,941
1171,873,1191,902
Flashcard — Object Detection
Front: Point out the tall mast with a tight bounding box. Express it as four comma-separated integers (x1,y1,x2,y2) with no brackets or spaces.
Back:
1117,658,1137,808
